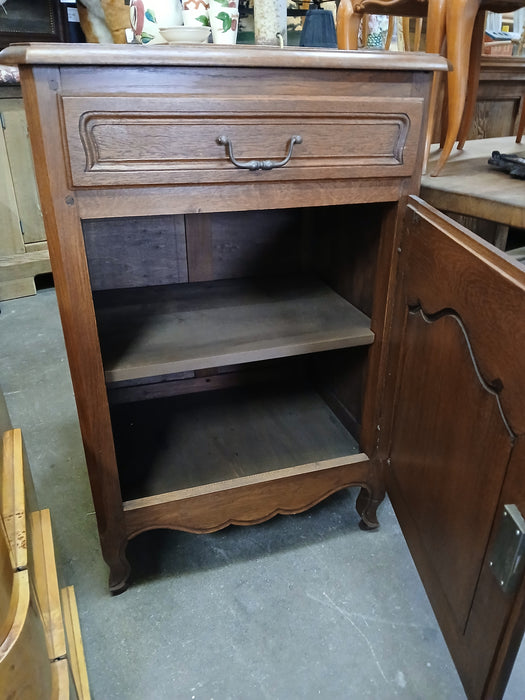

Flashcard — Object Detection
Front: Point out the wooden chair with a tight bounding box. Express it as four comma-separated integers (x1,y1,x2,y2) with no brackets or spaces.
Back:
359,15,423,50
336,0,525,175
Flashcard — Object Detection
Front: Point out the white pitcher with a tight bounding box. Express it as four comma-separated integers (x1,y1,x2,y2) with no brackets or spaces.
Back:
130,0,184,43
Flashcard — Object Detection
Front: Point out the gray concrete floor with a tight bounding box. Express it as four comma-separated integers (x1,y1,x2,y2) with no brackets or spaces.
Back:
0,285,521,699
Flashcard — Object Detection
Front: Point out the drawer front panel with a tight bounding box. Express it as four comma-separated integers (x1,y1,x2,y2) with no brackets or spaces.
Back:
61,96,424,188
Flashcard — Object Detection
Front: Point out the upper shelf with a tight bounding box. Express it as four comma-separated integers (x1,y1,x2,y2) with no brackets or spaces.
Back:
0,42,449,73
94,276,374,384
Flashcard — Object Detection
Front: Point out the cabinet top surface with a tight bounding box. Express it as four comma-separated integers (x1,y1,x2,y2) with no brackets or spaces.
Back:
0,42,448,73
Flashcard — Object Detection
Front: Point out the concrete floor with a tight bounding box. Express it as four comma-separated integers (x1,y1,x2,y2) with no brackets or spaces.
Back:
0,285,522,699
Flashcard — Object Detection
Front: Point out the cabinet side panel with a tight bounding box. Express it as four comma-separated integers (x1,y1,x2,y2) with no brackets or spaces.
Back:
310,204,384,436
20,65,130,592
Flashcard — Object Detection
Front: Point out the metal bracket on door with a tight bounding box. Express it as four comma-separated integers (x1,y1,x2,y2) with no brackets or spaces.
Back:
489,504,525,594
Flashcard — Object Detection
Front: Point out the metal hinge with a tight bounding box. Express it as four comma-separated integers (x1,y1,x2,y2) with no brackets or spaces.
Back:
489,504,525,594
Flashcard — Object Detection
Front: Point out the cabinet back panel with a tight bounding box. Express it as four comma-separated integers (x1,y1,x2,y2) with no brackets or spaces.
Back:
82,215,188,291
315,346,370,439
186,209,309,282
82,205,384,295
307,203,384,317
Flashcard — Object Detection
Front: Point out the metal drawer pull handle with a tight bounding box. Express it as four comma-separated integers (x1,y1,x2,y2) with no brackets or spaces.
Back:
217,135,303,171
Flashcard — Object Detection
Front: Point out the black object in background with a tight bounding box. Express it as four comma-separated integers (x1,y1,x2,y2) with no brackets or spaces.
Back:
300,5,337,49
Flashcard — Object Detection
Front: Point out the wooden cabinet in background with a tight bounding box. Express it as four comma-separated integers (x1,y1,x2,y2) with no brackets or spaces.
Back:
0,86,51,301
432,55,525,144
2,43,525,700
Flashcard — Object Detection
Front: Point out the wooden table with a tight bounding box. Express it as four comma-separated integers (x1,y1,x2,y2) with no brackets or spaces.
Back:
421,137,525,231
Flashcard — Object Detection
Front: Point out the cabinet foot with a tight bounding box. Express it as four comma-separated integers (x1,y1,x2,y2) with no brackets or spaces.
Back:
355,487,382,530
106,548,131,595
109,576,130,596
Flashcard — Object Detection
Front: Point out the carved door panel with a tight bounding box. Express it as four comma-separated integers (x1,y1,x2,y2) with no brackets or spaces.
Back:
386,196,525,699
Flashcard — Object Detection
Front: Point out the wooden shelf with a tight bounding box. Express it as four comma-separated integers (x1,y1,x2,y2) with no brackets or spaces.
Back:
94,276,374,383
112,382,361,503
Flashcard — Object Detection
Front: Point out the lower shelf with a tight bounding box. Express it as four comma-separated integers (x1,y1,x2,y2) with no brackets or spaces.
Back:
112,382,362,503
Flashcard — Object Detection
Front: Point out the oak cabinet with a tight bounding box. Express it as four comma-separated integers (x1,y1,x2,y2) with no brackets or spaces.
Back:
2,43,524,700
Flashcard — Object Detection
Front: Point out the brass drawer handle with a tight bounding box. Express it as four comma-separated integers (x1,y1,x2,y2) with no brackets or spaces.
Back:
217,135,303,171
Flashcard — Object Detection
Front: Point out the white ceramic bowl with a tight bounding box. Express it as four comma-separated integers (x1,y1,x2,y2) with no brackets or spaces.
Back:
159,26,211,44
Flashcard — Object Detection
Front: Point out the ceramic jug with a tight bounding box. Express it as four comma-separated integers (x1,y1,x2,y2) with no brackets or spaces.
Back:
130,0,184,43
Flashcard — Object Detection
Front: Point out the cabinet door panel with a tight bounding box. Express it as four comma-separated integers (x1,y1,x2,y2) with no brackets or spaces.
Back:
388,196,525,699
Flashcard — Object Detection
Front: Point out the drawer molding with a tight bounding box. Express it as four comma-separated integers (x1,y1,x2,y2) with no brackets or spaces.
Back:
61,95,422,187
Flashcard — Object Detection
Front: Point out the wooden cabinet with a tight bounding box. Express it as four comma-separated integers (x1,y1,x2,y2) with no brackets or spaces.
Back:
2,43,525,700
0,87,51,300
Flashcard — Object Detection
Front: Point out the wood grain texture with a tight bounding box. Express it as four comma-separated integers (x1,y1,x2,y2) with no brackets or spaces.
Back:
61,93,422,187
29,509,66,662
0,513,15,649
0,42,448,72
386,195,525,700
464,56,525,142
1,429,27,571
61,586,90,700
82,215,187,291
12,47,435,593
389,309,514,631
94,277,374,383
0,93,50,301
0,569,53,700
421,137,525,229
0,118,23,256
76,177,406,220
112,383,361,499
50,657,72,699
186,209,309,282
20,64,131,592
124,455,370,537
0,432,54,698
404,196,525,434
0,98,45,245
0,249,51,303
460,439,525,700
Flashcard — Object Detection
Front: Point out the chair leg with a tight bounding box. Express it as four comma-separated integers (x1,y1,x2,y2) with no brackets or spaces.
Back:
363,15,369,47
517,95,525,144
431,0,480,176
422,0,447,171
401,17,410,50
456,10,485,150
336,0,362,50
385,16,395,50
414,17,423,51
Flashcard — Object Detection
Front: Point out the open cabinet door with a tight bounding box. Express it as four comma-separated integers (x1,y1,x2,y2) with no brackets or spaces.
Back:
385,196,525,700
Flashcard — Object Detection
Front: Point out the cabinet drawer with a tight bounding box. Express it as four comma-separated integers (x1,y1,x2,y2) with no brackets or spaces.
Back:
60,95,424,188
